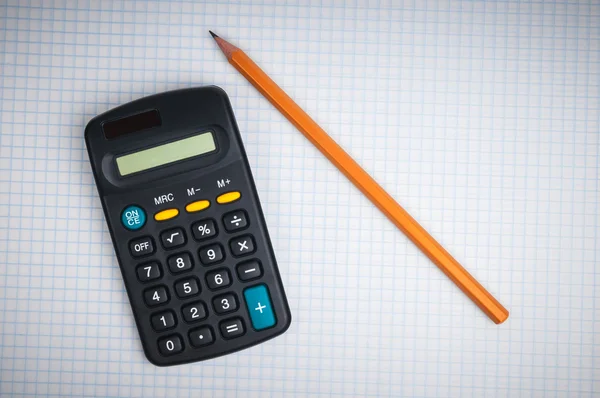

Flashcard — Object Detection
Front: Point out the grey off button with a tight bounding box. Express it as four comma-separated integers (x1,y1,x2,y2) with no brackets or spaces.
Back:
129,236,155,258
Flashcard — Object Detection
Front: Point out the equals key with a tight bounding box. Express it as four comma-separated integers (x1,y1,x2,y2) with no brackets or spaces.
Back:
220,318,245,339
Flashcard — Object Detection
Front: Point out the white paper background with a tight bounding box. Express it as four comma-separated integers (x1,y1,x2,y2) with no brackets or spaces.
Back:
0,1,598,397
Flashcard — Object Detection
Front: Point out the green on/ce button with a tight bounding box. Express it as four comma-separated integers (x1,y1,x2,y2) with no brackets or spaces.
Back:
121,205,146,230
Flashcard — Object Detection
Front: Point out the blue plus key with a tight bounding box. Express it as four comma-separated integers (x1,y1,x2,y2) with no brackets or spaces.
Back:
121,205,146,230
244,285,276,330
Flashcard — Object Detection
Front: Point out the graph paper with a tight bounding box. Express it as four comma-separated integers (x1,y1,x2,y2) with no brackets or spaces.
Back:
0,0,598,397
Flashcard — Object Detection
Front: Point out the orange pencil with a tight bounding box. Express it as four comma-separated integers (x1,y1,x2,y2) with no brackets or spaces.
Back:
211,31,509,324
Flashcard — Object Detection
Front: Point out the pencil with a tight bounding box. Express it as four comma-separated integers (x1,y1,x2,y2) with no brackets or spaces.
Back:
210,31,509,324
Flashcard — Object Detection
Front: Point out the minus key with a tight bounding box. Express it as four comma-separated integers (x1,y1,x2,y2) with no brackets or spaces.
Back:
236,260,262,282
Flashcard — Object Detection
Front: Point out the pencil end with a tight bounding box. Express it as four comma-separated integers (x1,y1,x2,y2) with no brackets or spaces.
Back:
209,30,218,39
492,307,509,324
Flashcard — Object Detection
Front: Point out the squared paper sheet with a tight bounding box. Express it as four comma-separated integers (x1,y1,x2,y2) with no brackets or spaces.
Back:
0,1,598,397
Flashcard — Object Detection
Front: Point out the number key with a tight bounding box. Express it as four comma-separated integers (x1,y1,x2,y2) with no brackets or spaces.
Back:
174,278,200,299
181,301,207,323
136,261,161,282
213,293,238,314
205,269,231,290
167,252,193,274
157,334,183,356
151,310,176,331
198,243,224,265
144,285,169,307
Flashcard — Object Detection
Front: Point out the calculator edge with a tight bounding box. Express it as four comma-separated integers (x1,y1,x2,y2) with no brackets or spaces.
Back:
84,86,292,366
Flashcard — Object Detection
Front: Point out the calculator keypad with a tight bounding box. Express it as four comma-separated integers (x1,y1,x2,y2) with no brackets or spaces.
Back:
119,190,288,364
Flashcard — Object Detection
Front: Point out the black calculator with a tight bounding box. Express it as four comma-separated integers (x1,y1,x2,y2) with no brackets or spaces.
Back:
85,86,291,366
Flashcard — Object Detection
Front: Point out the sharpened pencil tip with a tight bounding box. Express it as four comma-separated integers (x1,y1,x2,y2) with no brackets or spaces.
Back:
209,32,238,59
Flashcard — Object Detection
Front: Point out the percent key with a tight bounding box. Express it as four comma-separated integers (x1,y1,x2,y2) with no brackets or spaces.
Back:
192,219,217,240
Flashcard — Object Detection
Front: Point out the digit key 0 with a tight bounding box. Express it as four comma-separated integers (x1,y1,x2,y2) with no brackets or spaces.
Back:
85,86,291,366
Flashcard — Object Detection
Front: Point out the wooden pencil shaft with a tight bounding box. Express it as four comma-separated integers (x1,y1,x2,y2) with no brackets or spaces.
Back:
215,35,509,324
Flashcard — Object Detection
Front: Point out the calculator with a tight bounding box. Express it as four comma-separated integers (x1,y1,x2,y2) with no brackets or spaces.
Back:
85,86,291,366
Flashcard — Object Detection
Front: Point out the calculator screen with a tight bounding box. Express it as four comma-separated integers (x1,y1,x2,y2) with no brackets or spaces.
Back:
115,132,217,176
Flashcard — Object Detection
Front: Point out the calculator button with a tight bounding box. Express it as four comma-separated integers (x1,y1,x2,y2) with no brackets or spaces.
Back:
167,252,193,274
229,235,256,257
151,310,177,331
136,261,162,282
121,205,146,231
160,227,186,249
129,236,155,258
181,301,207,323
244,284,276,330
191,219,218,241
154,208,179,222
205,269,232,290
236,260,263,281
198,243,224,265
174,278,200,299
189,326,214,347
213,293,238,314
219,318,245,339
185,200,210,213
223,210,249,232
158,334,184,356
144,286,169,307
216,191,241,204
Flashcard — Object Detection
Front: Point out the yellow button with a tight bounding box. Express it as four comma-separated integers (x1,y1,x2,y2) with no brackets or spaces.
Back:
216,191,241,204
154,208,179,221
185,200,211,213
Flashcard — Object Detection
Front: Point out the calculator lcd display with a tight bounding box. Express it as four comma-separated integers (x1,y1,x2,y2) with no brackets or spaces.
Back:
115,132,216,176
